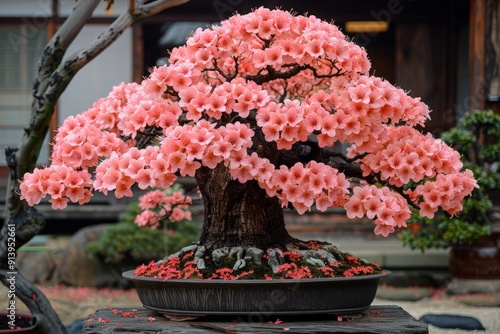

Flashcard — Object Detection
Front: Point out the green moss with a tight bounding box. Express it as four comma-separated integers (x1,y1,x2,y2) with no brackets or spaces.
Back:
135,248,383,280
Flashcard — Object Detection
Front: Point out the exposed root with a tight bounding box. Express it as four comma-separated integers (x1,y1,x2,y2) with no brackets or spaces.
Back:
159,240,349,273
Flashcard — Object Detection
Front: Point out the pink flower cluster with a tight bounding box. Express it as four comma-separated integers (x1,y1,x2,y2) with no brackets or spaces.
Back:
134,189,192,229
344,185,411,237
255,75,431,154
118,89,183,138
171,7,369,85
92,147,176,198
343,266,375,277
20,83,139,209
328,76,430,151
51,113,128,169
345,126,477,233
51,83,139,168
209,268,255,280
20,165,93,209
356,127,464,187
159,121,254,176
259,161,350,214
84,82,139,135
257,99,319,150
177,79,270,122
276,263,314,279
410,170,478,218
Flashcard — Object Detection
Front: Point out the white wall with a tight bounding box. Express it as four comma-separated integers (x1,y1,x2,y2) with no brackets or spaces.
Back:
0,0,127,18
0,0,52,17
58,24,133,121
58,0,128,18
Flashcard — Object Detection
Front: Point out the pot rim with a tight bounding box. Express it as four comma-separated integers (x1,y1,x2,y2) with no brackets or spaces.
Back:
0,311,36,333
123,269,391,285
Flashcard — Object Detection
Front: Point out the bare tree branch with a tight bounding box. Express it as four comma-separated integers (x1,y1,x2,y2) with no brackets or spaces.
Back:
136,0,191,16
35,1,100,93
0,270,67,333
2,1,190,333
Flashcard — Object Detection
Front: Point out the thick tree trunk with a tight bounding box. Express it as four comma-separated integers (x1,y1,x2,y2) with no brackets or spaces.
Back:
196,164,295,250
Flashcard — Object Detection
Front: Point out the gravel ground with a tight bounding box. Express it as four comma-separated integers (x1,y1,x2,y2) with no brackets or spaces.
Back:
373,296,500,334
1,284,499,333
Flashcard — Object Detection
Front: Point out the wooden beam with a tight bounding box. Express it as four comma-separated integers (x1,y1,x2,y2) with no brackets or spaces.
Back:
133,23,145,83
469,0,487,110
485,0,500,106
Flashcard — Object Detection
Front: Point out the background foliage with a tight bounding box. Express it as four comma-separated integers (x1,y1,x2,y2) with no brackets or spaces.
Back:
86,193,199,264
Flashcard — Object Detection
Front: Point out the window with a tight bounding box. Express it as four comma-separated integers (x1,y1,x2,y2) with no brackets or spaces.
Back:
0,24,48,165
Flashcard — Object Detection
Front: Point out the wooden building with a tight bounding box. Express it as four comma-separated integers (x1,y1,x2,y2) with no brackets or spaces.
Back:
0,0,498,232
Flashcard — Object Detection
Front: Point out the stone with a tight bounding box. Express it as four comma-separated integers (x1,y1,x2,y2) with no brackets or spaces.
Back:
53,223,163,288
419,314,485,330
376,286,435,301
54,224,112,287
17,250,55,284
447,278,500,295
381,270,446,288
66,319,84,334
455,293,500,307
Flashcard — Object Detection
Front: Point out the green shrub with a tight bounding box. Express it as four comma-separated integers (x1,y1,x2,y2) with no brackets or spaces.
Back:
86,188,200,264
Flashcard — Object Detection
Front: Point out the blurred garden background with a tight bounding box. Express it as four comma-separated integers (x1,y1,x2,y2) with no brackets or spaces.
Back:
1,0,499,333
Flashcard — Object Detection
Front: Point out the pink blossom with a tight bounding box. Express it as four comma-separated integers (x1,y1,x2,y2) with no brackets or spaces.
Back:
373,222,395,237
135,211,161,229
49,197,69,210
345,197,365,219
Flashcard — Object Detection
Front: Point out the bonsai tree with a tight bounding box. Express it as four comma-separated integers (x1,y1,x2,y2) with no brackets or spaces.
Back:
401,109,500,251
20,8,477,278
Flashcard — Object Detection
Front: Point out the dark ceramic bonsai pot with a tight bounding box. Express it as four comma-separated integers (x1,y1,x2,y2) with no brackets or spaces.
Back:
0,312,38,333
449,232,500,279
123,270,391,316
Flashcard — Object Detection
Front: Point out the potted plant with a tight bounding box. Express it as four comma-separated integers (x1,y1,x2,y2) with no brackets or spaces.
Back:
85,183,200,286
19,7,477,315
400,109,500,280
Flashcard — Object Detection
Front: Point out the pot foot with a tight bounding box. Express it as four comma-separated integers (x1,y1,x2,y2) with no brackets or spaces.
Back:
161,312,205,321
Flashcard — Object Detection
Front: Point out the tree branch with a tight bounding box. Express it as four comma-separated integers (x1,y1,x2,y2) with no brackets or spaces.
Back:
246,63,343,85
35,1,101,101
135,0,190,16
2,1,190,333
0,270,67,333
322,148,368,164
247,65,305,85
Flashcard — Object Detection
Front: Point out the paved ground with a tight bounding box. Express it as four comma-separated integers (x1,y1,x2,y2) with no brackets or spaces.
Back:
374,290,500,334
1,284,499,333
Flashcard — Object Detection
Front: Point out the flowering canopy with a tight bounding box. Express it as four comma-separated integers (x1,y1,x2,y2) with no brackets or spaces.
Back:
20,7,477,237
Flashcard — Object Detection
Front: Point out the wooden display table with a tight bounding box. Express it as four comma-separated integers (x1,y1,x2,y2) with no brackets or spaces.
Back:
81,305,428,333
